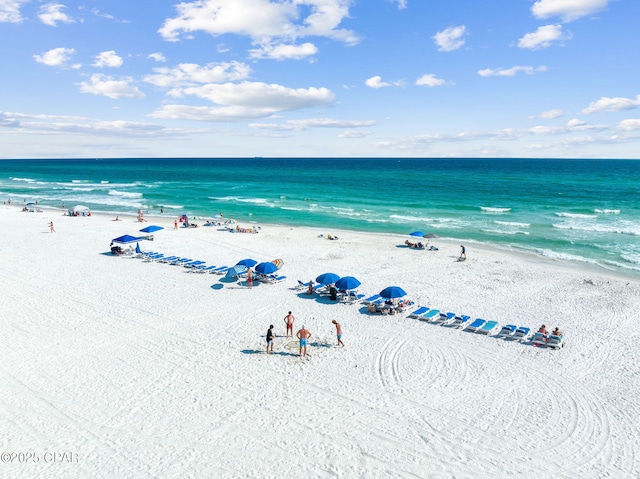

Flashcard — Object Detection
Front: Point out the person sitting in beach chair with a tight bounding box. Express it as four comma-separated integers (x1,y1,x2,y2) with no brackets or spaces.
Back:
551,326,562,337
538,324,548,335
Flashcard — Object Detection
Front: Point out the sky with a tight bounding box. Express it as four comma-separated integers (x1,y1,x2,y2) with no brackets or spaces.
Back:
1,0,639,159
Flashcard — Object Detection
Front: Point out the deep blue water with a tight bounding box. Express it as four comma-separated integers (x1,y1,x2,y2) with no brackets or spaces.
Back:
1,158,639,275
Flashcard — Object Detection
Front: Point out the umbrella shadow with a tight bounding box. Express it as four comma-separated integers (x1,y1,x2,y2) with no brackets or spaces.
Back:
240,349,262,355
210,284,224,290
219,277,238,284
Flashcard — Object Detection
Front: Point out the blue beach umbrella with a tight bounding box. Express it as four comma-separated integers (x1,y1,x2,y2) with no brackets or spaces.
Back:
236,258,258,267
255,262,278,274
409,231,426,237
140,225,164,233
379,286,407,299
316,272,341,285
335,276,361,291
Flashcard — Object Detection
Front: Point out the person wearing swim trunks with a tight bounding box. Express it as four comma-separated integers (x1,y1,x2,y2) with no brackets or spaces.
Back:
332,320,344,347
296,325,312,357
266,324,274,354
284,311,295,337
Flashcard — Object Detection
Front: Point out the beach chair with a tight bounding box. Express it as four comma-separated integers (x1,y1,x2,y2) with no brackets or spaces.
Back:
436,312,457,325
477,320,499,335
531,331,548,347
210,266,230,274
420,309,441,322
450,315,471,328
547,334,565,349
341,291,364,304
408,306,429,319
513,326,531,341
362,294,382,305
296,280,312,290
464,318,487,332
498,324,517,338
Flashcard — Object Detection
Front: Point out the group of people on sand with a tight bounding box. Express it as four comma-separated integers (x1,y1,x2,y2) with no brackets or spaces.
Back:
265,311,344,356
537,324,563,339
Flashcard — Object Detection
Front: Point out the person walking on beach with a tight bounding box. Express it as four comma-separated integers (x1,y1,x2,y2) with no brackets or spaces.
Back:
49,221,55,233
266,325,275,354
459,245,466,260
247,268,253,288
174,219,178,230
332,320,344,347
284,311,295,337
296,325,312,357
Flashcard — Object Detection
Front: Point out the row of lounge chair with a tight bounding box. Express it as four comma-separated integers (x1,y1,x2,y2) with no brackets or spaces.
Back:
407,306,565,349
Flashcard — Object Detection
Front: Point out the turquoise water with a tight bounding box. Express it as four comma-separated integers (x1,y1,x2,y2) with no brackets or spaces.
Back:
1,158,639,275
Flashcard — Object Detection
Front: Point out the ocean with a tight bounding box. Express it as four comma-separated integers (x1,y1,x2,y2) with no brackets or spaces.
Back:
1,158,639,276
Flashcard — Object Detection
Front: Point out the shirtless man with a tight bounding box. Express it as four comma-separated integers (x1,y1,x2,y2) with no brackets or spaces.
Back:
332,320,344,347
296,325,312,357
283,311,295,337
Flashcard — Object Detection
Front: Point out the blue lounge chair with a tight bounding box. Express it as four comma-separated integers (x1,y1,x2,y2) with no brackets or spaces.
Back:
210,266,230,274
477,320,499,335
362,294,382,305
498,324,517,338
531,331,548,347
451,315,471,328
408,306,429,319
464,318,487,332
513,326,531,341
436,312,457,324
547,334,565,349
420,309,441,322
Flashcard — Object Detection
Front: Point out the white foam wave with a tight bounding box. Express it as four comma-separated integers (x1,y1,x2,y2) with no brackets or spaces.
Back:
480,207,511,213
482,228,530,236
594,209,620,214
555,212,596,219
10,177,37,183
552,223,640,236
100,180,109,184
108,190,143,198
495,221,530,228
537,249,601,265
389,214,435,223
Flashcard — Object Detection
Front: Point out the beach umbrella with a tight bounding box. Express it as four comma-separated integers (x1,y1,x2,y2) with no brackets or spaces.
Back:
409,231,426,237
316,272,341,285
379,286,407,299
271,258,284,270
335,276,361,291
226,265,247,278
236,258,257,267
112,234,143,244
255,262,278,274
224,219,237,225
139,225,164,233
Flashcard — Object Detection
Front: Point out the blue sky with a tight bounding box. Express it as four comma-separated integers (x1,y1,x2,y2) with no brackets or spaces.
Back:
1,0,639,158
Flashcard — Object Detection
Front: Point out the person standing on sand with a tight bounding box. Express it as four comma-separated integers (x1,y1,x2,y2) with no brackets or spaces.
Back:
459,245,466,260
296,325,312,357
266,325,275,354
332,320,344,347
284,311,295,337
174,219,178,230
247,268,253,288
49,221,55,233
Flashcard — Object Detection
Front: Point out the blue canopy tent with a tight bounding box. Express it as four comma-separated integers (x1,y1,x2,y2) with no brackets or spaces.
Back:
226,265,248,278
140,225,164,233
112,234,144,244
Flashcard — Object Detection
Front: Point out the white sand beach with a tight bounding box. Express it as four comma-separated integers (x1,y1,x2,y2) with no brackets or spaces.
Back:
1,205,639,478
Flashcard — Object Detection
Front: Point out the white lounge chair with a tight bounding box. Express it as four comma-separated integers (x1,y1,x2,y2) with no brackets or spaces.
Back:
531,331,548,347
547,334,565,349
464,318,487,332
436,312,456,324
450,315,471,328
420,309,441,322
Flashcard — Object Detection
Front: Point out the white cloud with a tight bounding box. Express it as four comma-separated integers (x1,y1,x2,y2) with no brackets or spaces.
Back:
249,42,318,60
518,24,569,50
394,0,407,10
567,118,587,127
415,73,445,87
617,119,640,131
250,118,377,131
33,47,76,67
144,62,251,88
148,53,166,63
338,130,371,138
79,74,145,99
0,0,29,23
93,51,123,68
433,25,466,52
582,94,640,114
39,3,74,26
365,76,389,89
536,109,564,119
158,0,360,52
478,65,548,77
532,0,609,22
150,81,335,121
